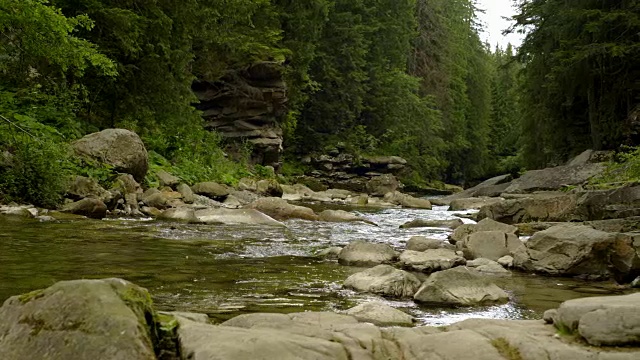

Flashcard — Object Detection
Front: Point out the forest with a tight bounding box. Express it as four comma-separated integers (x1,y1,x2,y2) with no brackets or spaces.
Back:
1,0,639,206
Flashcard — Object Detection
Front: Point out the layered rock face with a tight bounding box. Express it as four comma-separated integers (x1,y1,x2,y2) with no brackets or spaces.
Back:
193,62,287,168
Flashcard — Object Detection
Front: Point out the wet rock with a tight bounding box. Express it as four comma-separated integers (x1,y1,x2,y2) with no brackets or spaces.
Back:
249,197,319,221
384,191,432,209
141,192,173,210
140,206,162,217
406,236,453,251
449,197,505,211
316,247,343,259
398,249,466,273
0,278,157,360
400,218,464,229
513,224,639,280
552,293,640,346
338,240,398,266
345,302,414,327
256,179,283,197
0,205,38,218
66,176,111,202
195,208,285,227
158,207,199,223
72,129,148,182
431,174,513,205
497,255,514,268
319,210,377,225
191,182,229,201
344,265,422,298
462,231,523,261
366,174,399,197
156,170,181,188
467,258,511,275
61,198,107,219
413,267,509,306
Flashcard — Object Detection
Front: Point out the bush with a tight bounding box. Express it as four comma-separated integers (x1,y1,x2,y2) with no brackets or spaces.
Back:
590,146,640,185
0,136,70,208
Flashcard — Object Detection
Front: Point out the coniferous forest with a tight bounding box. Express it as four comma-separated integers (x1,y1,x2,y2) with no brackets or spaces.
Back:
1,0,639,206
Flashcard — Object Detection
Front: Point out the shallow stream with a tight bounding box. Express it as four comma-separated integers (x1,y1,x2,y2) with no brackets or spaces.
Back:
0,204,625,325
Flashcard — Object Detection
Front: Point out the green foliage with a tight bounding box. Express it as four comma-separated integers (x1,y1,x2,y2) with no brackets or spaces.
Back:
590,147,640,185
490,338,523,360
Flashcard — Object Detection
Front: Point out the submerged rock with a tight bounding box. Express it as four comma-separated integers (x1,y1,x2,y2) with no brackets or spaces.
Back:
195,208,285,227
400,218,463,229
338,240,398,266
413,267,509,306
344,264,421,298
319,209,377,225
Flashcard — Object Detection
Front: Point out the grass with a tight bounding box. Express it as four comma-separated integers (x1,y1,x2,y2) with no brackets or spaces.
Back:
490,338,524,360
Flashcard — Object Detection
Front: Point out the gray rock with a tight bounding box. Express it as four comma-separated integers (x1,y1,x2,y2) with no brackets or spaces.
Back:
398,249,466,273
338,240,398,266
156,170,181,188
191,182,229,201
400,218,464,229
384,191,432,209
344,264,421,298
543,309,557,324
319,210,377,225
513,224,639,279
176,183,195,204
431,174,513,205
195,208,285,227
463,231,523,261
553,293,640,346
72,129,148,182
0,205,38,218
0,279,156,360
413,267,509,306
449,197,504,211
504,163,606,194
158,207,199,223
249,197,319,221
406,236,451,251
345,302,414,327
449,218,517,245
477,192,579,224
61,198,107,219
66,176,111,202
316,247,343,259
366,174,399,197
256,179,283,197
497,255,514,268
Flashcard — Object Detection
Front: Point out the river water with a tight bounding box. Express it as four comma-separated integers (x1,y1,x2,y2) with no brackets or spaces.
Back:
0,204,625,325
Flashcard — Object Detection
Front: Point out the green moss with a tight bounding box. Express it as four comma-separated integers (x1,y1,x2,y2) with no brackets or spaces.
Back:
490,338,523,360
18,289,45,304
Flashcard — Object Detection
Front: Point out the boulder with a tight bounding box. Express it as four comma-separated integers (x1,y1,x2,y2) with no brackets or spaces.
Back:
316,247,343,259
449,197,504,211
72,129,148,182
0,205,38,218
0,279,157,360
191,182,229,201
113,174,143,194
66,176,111,202
366,174,399,197
400,218,463,229
345,302,414,327
463,231,523,261
338,240,398,266
504,163,606,194
513,224,640,280
256,179,283,197
158,207,199,223
413,267,509,306
176,183,195,204
384,191,432,209
552,293,640,346
467,258,511,274
156,170,180,188
344,265,422,298
449,218,518,245
566,149,613,166
249,197,319,221
574,185,640,221
398,249,466,273
319,210,377,225
61,198,107,219
406,236,452,251
497,255,514,268
194,208,285,227
477,192,579,224
431,174,513,205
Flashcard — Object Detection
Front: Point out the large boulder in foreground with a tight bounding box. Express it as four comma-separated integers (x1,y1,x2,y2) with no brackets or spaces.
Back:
344,264,421,298
338,240,398,266
463,231,523,261
413,267,509,306
0,278,157,360
513,224,640,280
249,197,319,221
550,293,640,346
72,129,148,182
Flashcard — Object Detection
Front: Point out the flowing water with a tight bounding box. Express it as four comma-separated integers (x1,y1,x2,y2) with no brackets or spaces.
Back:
0,204,626,325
